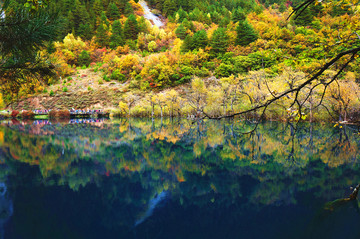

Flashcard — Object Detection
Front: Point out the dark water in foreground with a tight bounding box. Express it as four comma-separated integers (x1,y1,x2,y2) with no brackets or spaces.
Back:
0,118,360,239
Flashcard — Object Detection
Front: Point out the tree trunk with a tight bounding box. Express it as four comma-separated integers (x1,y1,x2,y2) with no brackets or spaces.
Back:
223,101,226,116
151,104,154,118
171,103,173,118
310,105,312,123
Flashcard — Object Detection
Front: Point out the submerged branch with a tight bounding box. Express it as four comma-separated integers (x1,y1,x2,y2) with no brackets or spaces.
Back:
349,184,360,200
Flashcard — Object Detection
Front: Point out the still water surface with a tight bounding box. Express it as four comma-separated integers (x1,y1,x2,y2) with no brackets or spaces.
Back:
0,118,359,239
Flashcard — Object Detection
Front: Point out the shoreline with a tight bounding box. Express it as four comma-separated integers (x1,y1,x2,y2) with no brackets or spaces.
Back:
0,114,359,127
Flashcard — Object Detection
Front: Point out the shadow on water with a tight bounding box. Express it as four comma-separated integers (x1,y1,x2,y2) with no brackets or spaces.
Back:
0,118,359,238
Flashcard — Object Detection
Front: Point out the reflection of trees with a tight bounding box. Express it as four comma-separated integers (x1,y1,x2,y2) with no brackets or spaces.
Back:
0,119,360,209
0,182,13,239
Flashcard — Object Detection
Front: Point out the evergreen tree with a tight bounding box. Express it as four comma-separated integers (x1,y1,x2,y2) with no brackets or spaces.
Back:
78,23,93,40
96,23,109,46
175,24,187,39
236,20,258,46
191,29,207,49
155,0,163,11
124,2,134,16
182,18,195,32
232,7,246,23
293,7,313,26
220,6,231,19
219,17,230,28
163,0,177,16
210,27,229,54
102,0,111,9
309,2,324,17
78,50,91,66
72,0,90,33
0,1,62,93
211,11,221,24
110,20,124,49
100,11,110,27
138,17,149,34
123,14,139,40
47,41,56,54
279,3,286,13
330,4,351,17
92,0,103,16
62,0,75,13
113,0,128,14
64,10,75,34
176,7,188,22
107,2,120,21
181,35,192,52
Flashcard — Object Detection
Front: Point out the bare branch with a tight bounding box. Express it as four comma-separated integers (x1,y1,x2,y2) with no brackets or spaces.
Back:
204,46,360,121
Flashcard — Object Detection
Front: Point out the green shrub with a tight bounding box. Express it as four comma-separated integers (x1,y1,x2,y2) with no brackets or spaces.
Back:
49,90,54,96
67,77,72,81
62,87,68,92
110,70,126,82
140,81,150,91
215,63,235,77
103,75,110,82
98,79,104,84
77,50,91,66
180,66,193,76
135,74,142,81
88,86,92,91
205,62,216,70
194,67,210,77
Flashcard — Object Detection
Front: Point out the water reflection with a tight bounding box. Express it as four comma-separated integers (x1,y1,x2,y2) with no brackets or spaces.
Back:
0,182,13,239
0,119,359,238
134,190,169,227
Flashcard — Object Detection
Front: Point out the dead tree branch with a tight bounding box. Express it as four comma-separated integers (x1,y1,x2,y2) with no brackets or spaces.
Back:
203,47,360,122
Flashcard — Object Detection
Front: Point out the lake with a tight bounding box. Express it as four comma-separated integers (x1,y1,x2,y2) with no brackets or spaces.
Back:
0,118,359,239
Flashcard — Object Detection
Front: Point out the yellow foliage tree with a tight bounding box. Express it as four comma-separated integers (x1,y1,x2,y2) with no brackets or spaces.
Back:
120,92,140,117
186,78,208,116
119,101,128,115
155,92,167,118
166,89,179,118
0,93,4,109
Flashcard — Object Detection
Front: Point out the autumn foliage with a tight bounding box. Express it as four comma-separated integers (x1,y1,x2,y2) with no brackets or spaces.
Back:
21,111,35,119
2,0,360,123
11,110,20,118
49,110,71,119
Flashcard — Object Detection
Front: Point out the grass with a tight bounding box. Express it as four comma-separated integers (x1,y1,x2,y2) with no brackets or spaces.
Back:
34,115,49,120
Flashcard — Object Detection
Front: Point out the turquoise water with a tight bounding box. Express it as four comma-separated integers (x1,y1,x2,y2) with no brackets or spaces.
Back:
0,119,359,238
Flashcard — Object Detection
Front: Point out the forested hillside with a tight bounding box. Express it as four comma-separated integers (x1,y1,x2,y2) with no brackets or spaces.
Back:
1,0,360,122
